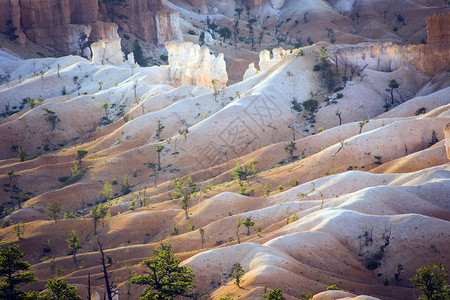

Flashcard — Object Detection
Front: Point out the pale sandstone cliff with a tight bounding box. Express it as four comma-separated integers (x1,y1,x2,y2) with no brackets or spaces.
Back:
166,41,228,88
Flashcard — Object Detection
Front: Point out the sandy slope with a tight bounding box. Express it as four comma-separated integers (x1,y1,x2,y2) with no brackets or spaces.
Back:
0,37,449,299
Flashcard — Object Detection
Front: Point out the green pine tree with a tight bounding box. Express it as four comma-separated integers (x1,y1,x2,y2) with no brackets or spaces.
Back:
45,278,82,300
131,243,195,299
0,244,37,300
410,263,450,300
66,230,82,264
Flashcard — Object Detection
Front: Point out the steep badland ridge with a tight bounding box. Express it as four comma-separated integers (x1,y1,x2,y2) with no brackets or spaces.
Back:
0,9,449,300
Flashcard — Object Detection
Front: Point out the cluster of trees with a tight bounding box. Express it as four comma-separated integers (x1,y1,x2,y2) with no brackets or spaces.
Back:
232,160,258,196
0,244,81,300
2,236,449,299
0,243,195,300
57,149,89,187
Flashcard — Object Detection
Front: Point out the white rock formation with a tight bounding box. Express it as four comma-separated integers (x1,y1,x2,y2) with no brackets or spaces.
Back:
204,31,214,45
259,47,292,71
269,0,285,10
243,62,259,81
90,24,124,66
91,38,124,66
445,123,450,160
125,52,139,67
331,0,357,13
166,41,228,88
244,47,292,80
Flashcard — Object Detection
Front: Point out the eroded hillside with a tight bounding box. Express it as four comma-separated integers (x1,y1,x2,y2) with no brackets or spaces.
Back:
0,12,449,300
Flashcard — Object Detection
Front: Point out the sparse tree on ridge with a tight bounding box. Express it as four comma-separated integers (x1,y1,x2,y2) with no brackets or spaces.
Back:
67,230,82,264
100,181,113,203
231,263,245,288
241,217,255,236
284,141,297,161
0,244,37,300
101,102,110,123
47,201,61,223
17,145,26,162
246,19,257,51
75,149,88,168
155,145,164,171
386,79,399,105
218,27,232,42
155,118,165,140
45,278,82,300
172,175,197,220
91,204,109,234
130,243,195,299
235,7,243,20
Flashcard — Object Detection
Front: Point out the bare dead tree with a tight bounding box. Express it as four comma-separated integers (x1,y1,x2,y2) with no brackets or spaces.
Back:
335,110,342,125
87,273,91,300
97,237,118,300
332,139,345,157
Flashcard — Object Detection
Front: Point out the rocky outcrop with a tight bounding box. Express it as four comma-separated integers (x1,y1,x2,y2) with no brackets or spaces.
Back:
247,0,263,9
243,47,292,79
330,41,450,77
245,0,284,9
329,13,450,77
0,0,182,54
426,13,450,45
269,0,285,10
444,123,450,161
0,0,26,43
90,23,124,66
243,62,259,80
260,48,292,71
113,0,182,45
19,0,101,54
155,10,183,44
91,39,124,66
166,41,228,88
0,0,110,54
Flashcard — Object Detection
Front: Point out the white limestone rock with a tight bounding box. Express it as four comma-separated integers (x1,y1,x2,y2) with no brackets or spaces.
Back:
269,0,285,10
166,41,228,88
90,24,124,66
259,47,292,71
204,31,214,44
91,38,124,66
243,62,259,80
125,52,139,67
